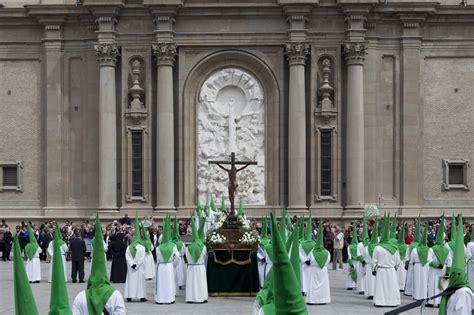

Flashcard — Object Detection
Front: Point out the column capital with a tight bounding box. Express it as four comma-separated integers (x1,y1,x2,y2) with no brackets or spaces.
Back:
285,41,310,66
343,41,367,66
152,42,177,66
94,42,120,67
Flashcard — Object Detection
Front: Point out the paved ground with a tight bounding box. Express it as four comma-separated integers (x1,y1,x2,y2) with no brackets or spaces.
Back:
0,260,438,315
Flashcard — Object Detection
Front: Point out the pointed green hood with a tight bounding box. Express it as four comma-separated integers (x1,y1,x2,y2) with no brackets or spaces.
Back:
280,208,288,241
416,224,429,266
368,217,379,257
129,212,142,258
172,215,184,251
220,195,226,212
238,196,244,217
270,213,308,315
86,213,115,315
25,223,39,260
288,223,301,288
196,197,202,216
49,222,72,315
260,217,273,260
362,214,369,246
141,225,153,253
211,195,217,212
390,214,397,241
159,214,175,263
348,221,360,265
205,193,210,217
198,212,205,241
313,220,329,269
188,217,204,264
409,215,421,251
301,213,314,255
378,213,398,254
432,215,449,265
439,214,473,315
297,217,304,242
14,234,39,315
397,224,407,260
448,213,456,252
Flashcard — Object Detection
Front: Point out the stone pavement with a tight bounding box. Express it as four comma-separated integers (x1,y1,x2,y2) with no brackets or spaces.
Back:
0,260,438,315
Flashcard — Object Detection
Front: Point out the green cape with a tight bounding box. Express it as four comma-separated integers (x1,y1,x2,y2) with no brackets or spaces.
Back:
431,215,449,265
129,212,142,258
86,213,116,315
141,225,153,253
368,217,379,258
270,213,308,315
377,213,398,254
14,234,39,315
313,220,329,269
49,222,72,315
172,215,184,251
416,225,429,266
25,223,39,261
301,213,314,255
187,217,204,264
159,214,175,263
439,214,473,315
198,212,206,242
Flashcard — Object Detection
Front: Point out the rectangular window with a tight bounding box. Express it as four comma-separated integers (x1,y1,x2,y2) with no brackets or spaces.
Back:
320,130,332,196
449,164,464,185
2,167,18,186
131,131,143,197
443,159,470,191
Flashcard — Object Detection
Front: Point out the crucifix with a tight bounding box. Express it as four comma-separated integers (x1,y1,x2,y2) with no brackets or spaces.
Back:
209,152,257,223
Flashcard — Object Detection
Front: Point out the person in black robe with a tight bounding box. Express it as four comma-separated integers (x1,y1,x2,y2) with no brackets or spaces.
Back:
110,233,127,283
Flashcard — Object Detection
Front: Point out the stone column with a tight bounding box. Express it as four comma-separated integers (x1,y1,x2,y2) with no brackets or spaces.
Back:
94,43,120,210
343,41,367,209
285,41,309,210
152,42,177,210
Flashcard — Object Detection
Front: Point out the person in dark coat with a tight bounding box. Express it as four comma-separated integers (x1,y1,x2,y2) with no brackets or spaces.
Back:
3,227,12,261
110,232,128,283
70,232,86,283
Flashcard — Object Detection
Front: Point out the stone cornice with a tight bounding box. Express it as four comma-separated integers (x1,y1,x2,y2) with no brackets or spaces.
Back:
25,5,89,17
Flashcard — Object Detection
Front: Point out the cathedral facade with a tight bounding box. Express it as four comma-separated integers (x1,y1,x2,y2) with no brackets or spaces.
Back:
0,0,473,220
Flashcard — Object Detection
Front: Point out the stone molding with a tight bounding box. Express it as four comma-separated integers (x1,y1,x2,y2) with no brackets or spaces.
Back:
94,42,120,67
343,41,368,66
285,41,310,66
152,42,177,66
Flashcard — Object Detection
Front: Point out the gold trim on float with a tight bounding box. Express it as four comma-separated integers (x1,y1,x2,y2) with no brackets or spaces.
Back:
208,292,258,297
211,249,252,265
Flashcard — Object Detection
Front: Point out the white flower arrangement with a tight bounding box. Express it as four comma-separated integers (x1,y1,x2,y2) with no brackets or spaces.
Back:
208,231,226,244
238,215,251,231
212,213,227,230
239,231,257,244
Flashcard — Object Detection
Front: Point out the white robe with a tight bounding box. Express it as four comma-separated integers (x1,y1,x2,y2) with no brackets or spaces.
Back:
428,245,452,306
175,245,186,288
25,247,42,282
257,246,266,288
410,247,434,300
185,246,208,303
396,247,408,291
124,244,146,300
72,290,126,315
356,242,366,293
154,244,179,304
372,246,401,307
299,245,312,294
363,245,375,297
47,241,69,283
466,242,474,288
345,246,356,289
144,245,156,280
305,251,330,304
446,287,474,315
404,246,415,296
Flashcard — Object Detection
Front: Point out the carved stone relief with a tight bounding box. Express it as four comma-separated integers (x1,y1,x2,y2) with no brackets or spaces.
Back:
197,68,265,205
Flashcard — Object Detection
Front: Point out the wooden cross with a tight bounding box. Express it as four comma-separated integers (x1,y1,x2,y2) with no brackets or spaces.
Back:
208,152,257,221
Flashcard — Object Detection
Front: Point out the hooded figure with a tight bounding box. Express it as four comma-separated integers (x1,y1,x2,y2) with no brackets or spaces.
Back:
185,218,208,303
257,216,273,288
305,219,331,305
411,224,434,300
467,224,474,288
372,212,401,307
25,223,42,283
428,215,452,307
364,216,379,299
346,221,362,292
14,234,39,315
173,216,186,289
270,213,308,315
253,268,275,315
439,214,473,315
141,224,156,281
356,215,369,293
49,223,72,315
220,195,226,212
124,213,147,302
389,214,398,245
448,213,457,254
288,222,301,291
405,215,421,297
299,213,315,294
47,222,69,283
72,213,126,315
154,214,179,304
396,224,408,292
